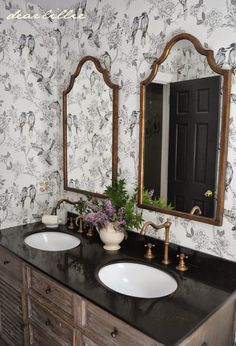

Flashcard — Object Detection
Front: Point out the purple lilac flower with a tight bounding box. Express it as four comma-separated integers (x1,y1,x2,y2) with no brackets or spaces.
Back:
104,199,115,218
98,211,109,224
117,220,126,227
84,198,127,232
84,211,108,226
84,212,97,224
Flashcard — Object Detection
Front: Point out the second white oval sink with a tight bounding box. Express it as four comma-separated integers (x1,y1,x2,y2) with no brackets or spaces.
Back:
98,262,178,298
24,232,80,251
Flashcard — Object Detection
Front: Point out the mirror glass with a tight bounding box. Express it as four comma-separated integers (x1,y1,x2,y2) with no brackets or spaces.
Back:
139,34,231,225
63,57,119,197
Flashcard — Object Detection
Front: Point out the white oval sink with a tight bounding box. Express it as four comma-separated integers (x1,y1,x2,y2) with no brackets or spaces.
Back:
24,232,80,251
98,262,177,298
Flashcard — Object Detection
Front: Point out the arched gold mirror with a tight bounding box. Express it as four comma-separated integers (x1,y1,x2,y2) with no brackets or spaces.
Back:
138,33,231,225
63,56,119,198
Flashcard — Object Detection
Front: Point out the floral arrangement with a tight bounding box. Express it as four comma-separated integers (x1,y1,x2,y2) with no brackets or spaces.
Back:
74,179,172,234
84,198,126,231
83,179,143,233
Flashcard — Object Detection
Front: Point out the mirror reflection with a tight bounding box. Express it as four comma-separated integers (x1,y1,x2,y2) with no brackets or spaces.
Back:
139,34,231,225
63,56,119,197
145,41,220,218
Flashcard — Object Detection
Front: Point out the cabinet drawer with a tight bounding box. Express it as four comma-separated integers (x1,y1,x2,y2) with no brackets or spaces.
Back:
81,333,99,346
28,268,79,324
29,324,62,346
28,296,74,346
0,246,23,286
82,301,157,346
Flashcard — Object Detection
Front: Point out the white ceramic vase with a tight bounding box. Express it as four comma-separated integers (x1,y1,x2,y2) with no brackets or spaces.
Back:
99,223,124,251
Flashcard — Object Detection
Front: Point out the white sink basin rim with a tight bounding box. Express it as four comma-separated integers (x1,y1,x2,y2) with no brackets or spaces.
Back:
98,262,178,299
24,232,80,251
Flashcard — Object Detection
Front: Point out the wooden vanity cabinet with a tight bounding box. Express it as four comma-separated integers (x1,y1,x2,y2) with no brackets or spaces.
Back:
0,246,236,346
0,247,27,346
26,266,158,346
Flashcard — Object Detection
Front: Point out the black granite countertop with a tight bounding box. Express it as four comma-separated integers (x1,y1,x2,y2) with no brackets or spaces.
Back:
1,222,236,346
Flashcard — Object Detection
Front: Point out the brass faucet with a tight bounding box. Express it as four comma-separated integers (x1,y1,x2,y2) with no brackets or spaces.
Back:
51,198,80,215
140,221,171,265
190,206,202,215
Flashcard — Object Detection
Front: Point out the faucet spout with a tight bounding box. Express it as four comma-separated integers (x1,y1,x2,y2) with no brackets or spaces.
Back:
190,206,202,215
51,198,80,215
140,220,169,235
140,220,171,265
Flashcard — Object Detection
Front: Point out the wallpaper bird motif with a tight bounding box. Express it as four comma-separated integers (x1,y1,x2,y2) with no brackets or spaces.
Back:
0,0,62,227
1,0,236,262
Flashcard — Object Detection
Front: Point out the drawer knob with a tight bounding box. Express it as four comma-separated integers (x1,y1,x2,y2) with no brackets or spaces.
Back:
45,318,51,326
3,260,10,265
111,327,118,338
45,286,51,294
20,322,25,331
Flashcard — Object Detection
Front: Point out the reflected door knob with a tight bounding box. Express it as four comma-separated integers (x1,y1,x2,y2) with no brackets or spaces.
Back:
204,190,213,198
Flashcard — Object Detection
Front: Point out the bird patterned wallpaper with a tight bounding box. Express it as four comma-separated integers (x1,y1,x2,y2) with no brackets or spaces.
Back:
0,0,62,227
1,0,236,261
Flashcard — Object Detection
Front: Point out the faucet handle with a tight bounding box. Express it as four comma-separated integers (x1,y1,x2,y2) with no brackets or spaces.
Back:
144,243,155,259
68,217,76,231
176,253,188,272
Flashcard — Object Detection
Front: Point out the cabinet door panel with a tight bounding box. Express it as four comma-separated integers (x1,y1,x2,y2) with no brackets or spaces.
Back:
0,247,23,287
0,277,25,346
28,296,74,346
28,268,77,323
81,334,99,346
82,300,159,346
29,324,61,346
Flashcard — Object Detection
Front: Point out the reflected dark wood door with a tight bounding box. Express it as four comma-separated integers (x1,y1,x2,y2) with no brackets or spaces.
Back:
144,83,163,197
168,76,221,217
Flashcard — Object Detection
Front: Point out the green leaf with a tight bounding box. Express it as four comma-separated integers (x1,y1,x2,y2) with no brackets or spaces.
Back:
141,188,174,210
104,179,143,231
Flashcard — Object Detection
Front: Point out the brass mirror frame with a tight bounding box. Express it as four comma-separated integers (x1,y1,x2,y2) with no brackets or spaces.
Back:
63,56,119,198
138,33,232,226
